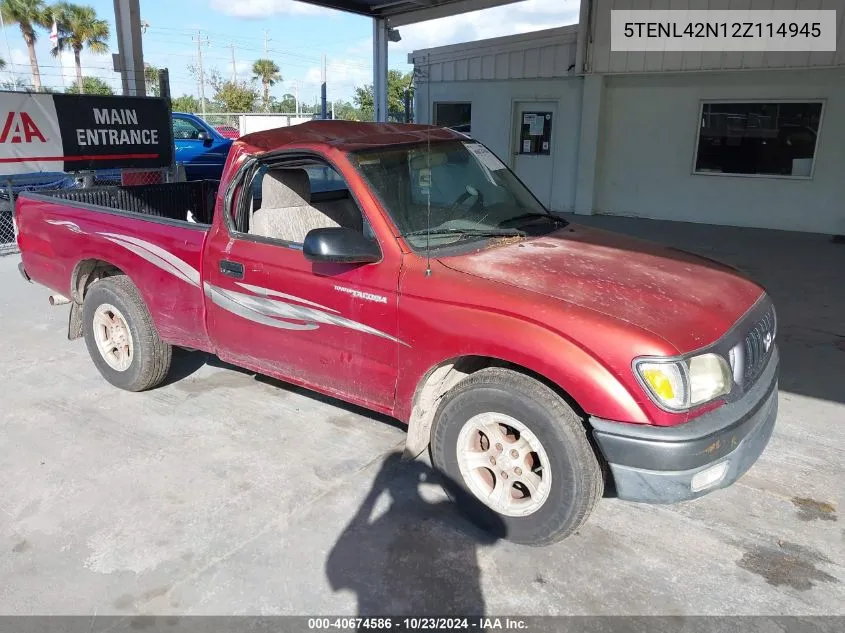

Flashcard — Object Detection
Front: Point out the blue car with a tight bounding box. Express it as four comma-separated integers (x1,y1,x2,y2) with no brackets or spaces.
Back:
172,112,234,181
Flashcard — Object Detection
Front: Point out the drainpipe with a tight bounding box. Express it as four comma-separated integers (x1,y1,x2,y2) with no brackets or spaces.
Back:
575,0,592,74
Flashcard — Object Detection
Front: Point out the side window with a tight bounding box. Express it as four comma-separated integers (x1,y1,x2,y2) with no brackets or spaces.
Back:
243,162,374,245
173,117,206,140
435,102,472,135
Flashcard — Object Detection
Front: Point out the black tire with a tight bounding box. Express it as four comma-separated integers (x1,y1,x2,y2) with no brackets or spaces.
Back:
430,368,603,546
82,275,172,392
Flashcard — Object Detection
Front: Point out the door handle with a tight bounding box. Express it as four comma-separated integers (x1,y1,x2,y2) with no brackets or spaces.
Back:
219,260,245,279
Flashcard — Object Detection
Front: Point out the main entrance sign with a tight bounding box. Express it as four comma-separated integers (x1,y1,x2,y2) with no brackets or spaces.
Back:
0,91,173,175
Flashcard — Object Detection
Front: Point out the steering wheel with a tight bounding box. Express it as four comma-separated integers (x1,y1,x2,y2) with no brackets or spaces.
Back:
447,185,484,216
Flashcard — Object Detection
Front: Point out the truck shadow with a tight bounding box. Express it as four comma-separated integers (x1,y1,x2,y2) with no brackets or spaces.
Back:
325,451,506,618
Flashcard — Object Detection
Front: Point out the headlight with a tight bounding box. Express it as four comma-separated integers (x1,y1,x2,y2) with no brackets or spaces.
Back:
635,353,732,411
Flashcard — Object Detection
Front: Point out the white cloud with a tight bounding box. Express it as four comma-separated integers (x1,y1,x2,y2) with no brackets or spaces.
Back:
389,0,580,60
209,0,335,18
305,58,370,98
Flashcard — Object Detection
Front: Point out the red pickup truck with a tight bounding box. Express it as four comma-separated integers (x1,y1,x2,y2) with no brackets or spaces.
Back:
16,122,778,545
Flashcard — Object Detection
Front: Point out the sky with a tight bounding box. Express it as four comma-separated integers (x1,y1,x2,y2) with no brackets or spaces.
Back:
0,0,580,106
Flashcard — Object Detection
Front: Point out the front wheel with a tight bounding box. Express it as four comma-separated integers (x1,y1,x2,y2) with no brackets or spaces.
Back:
82,275,172,392
430,368,603,546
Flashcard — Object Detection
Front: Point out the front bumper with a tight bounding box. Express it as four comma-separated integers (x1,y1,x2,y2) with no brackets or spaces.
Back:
591,346,779,504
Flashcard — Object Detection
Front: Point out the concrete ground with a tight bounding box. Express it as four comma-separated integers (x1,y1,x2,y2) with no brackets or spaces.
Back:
1,217,843,616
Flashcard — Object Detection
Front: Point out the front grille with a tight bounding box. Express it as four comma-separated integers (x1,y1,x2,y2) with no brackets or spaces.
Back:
743,305,776,386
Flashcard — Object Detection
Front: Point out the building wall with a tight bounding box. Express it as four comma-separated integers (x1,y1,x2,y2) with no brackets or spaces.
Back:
594,67,845,234
409,25,578,82
415,78,583,212
587,0,845,74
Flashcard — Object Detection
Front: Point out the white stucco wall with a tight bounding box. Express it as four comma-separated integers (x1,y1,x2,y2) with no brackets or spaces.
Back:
594,68,845,235
416,78,583,212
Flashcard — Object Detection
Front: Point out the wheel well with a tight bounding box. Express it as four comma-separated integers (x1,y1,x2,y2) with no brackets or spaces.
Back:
404,355,587,459
70,259,125,304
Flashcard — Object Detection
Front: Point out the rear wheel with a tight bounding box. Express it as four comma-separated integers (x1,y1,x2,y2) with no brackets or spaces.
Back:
82,276,172,392
430,368,602,546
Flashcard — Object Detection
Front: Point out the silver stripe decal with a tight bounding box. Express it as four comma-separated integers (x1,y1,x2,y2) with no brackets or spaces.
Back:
98,232,201,288
204,284,318,332
100,236,200,289
45,219,82,233
46,223,408,346
236,282,339,313
205,282,409,346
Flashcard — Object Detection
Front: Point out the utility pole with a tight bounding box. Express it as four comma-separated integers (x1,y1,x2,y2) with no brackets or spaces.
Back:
293,80,299,116
320,54,327,120
193,29,208,118
230,43,237,82
263,30,270,56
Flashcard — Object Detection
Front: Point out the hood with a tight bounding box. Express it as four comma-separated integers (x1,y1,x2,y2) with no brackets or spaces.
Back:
439,224,764,353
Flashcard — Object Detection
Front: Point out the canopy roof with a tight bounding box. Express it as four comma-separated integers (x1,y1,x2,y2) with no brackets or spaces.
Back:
294,0,526,26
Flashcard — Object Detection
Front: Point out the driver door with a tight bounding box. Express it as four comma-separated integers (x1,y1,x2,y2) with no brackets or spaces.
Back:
203,159,402,412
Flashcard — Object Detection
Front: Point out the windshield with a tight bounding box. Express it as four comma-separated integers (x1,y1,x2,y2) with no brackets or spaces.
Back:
350,140,564,250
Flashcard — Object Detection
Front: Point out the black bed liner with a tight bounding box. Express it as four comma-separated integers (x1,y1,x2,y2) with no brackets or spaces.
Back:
44,180,219,225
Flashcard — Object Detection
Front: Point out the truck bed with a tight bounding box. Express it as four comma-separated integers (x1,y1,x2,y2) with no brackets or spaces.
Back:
16,185,214,352
40,180,219,225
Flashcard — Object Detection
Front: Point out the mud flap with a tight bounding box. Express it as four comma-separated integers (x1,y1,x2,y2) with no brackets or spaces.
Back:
68,303,84,341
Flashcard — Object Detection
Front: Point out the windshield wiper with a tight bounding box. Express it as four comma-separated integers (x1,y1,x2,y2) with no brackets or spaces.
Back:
404,227,526,238
498,212,568,228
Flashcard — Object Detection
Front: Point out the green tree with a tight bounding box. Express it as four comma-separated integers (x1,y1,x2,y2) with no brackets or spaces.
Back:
64,75,112,95
1,0,51,91
144,64,159,97
251,58,281,111
353,70,413,121
0,57,5,69
332,99,361,121
272,93,297,113
213,79,258,112
51,3,109,94
171,94,199,113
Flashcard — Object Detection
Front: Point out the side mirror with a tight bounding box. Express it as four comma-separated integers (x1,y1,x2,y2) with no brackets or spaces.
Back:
197,131,213,145
303,227,381,264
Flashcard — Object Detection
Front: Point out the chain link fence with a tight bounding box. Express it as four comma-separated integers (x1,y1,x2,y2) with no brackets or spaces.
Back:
0,167,173,256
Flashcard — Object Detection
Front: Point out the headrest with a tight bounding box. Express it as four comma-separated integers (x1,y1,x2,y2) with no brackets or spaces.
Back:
262,168,311,207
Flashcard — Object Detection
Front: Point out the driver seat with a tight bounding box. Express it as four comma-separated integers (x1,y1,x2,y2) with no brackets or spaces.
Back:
251,169,344,243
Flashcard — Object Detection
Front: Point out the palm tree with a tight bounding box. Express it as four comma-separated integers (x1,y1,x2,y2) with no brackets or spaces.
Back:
51,3,109,94
252,58,281,111
1,0,50,91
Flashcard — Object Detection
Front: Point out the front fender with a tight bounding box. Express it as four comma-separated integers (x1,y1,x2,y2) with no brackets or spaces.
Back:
394,283,652,428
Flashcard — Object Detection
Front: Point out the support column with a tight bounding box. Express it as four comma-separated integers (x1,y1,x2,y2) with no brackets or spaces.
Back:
113,0,145,96
574,74,604,215
372,18,388,122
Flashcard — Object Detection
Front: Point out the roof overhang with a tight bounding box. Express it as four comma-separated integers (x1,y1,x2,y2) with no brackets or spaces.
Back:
294,0,527,27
